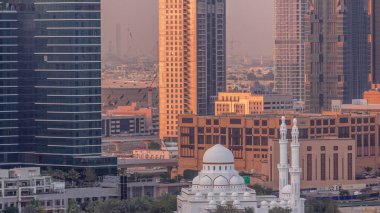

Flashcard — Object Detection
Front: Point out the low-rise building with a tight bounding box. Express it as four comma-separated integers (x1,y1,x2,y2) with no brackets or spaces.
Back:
332,99,380,113
214,92,293,116
132,149,171,160
178,112,380,189
0,167,65,212
268,138,356,189
102,103,159,136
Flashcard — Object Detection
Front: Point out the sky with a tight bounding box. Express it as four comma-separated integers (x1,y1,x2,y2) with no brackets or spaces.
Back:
102,0,274,60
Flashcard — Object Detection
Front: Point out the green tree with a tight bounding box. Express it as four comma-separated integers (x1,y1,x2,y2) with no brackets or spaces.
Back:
305,199,340,213
83,168,97,183
248,184,273,195
364,167,373,173
67,169,80,186
23,200,44,213
148,142,161,150
150,194,177,213
52,169,66,181
269,207,291,213
212,205,254,213
339,190,350,196
183,170,198,180
67,199,81,213
3,207,18,213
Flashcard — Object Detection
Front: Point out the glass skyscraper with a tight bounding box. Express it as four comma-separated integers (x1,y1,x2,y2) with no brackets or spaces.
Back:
0,0,116,174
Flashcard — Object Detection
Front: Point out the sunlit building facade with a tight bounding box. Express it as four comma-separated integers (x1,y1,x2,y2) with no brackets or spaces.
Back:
274,0,307,102
159,0,226,141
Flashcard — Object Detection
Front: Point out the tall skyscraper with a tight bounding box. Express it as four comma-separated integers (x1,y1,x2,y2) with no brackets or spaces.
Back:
369,0,380,84
274,0,307,102
305,0,370,113
0,0,116,173
158,0,226,141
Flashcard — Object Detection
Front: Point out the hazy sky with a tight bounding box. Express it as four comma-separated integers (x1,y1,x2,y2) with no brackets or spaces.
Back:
102,0,274,59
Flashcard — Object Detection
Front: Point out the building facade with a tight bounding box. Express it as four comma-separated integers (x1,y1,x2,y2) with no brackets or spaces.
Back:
305,0,370,112
214,92,293,116
269,138,356,190
178,113,380,189
274,0,307,102
0,0,116,173
158,0,226,141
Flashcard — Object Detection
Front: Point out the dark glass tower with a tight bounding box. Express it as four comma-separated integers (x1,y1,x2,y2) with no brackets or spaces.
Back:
305,0,370,112
0,0,116,174
370,0,380,84
196,0,226,116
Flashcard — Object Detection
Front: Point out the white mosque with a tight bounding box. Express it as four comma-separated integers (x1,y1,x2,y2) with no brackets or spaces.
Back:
176,117,305,213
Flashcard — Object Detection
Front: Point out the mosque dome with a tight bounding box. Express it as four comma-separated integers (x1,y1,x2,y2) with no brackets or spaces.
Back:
261,201,268,207
279,200,287,207
214,176,229,186
233,200,241,207
192,176,200,185
203,144,234,164
270,200,278,207
230,176,245,185
200,176,212,186
221,200,228,206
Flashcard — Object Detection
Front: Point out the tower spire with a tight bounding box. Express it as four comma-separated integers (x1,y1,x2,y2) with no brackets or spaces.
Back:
289,118,303,213
278,116,289,198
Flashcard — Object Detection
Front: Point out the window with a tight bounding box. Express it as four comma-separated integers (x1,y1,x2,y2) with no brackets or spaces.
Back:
321,146,325,151
321,154,326,180
230,119,241,124
333,153,339,180
334,146,338,151
182,118,193,123
307,154,312,181
339,118,349,123
307,146,312,151
348,153,353,180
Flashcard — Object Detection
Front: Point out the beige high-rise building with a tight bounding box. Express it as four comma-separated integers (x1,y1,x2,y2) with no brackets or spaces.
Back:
159,0,197,141
159,0,226,141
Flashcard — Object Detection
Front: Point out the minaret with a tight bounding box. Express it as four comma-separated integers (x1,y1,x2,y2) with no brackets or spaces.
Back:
289,118,302,213
277,116,289,198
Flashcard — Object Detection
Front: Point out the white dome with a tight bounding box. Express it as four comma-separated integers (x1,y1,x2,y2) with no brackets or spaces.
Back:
203,144,234,164
261,201,268,206
270,200,277,207
279,200,287,207
200,176,212,186
192,176,200,185
282,185,292,194
233,200,241,206
207,192,215,198
220,192,227,197
214,176,229,186
209,200,217,206
221,200,228,206
230,176,245,185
